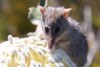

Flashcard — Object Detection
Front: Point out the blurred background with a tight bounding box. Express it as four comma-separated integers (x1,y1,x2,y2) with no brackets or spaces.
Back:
0,0,100,67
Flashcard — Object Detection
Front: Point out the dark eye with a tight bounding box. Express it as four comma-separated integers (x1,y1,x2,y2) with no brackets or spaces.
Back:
55,26,60,33
45,27,49,34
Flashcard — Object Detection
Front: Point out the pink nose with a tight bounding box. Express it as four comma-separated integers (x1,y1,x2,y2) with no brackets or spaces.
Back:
48,39,55,49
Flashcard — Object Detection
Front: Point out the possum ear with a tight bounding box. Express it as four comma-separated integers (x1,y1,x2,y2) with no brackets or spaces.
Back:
39,6,46,14
63,8,72,18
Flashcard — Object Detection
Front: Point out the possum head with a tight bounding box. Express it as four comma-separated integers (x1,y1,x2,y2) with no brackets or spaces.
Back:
40,6,72,49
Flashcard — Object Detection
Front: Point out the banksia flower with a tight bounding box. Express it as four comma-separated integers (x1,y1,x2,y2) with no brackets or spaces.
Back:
0,35,76,67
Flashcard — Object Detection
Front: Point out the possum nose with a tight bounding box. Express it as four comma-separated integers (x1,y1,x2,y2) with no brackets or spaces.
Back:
48,39,55,49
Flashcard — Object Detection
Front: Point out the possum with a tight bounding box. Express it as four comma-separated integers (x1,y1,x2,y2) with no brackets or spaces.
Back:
39,6,88,67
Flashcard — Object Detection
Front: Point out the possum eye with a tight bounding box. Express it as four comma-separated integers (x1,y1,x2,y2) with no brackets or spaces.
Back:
55,26,60,34
45,27,49,34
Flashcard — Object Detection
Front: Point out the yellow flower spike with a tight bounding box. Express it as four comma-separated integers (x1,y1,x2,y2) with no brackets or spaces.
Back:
0,35,76,67
31,50,45,66
25,55,31,67
9,54,17,67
